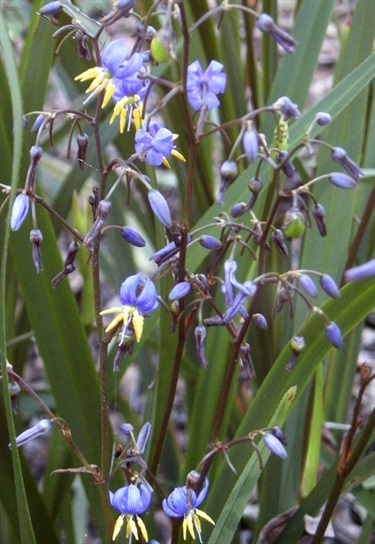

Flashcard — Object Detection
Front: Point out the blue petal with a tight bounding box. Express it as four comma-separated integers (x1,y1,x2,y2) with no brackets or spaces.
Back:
102,40,129,75
120,273,142,306
136,277,158,313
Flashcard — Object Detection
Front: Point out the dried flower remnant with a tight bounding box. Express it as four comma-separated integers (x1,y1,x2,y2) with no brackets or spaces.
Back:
110,482,152,542
331,147,363,181
30,229,43,273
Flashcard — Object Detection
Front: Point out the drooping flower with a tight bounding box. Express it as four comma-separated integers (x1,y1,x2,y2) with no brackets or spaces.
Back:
319,274,340,299
331,147,363,181
10,419,51,449
186,60,226,111
121,226,146,247
10,193,30,231
100,273,158,343
110,482,152,542
325,321,342,349
329,173,357,189
272,97,300,120
256,14,297,54
264,432,287,459
75,40,141,107
162,477,214,543
148,189,172,227
135,122,185,167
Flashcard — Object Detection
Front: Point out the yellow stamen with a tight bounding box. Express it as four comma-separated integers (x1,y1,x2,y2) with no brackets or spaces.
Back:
195,508,215,525
127,517,139,540
132,310,144,342
120,109,127,134
102,81,116,108
86,73,105,93
74,67,100,82
171,149,186,162
185,515,196,540
133,108,141,131
112,516,124,541
136,516,148,542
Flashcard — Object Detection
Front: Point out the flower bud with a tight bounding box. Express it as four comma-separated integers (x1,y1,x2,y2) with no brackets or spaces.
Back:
243,127,259,162
299,274,318,298
344,259,375,283
329,173,356,189
121,226,146,247
120,423,134,435
25,145,43,194
283,207,305,238
319,274,340,299
31,114,45,133
253,313,268,329
10,419,51,448
248,177,263,195
168,281,191,301
220,161,238,181
199,235,222,250
76,133,89,171
256,14,297,55
194,325,208,368
276,150,297,180
38,1,62,17
30,229,43,273
10,193,30,231
312,204,327,237
331,147,363,181
271,229,289,258
231,202,248,218
272,96,300,119
325,321,342,349
272,426,287,446
264,433,287,459
148,189,172,227
315,112,332,126
83,200,112,248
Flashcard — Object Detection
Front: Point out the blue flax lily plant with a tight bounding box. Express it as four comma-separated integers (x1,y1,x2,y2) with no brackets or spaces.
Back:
1,1,375,543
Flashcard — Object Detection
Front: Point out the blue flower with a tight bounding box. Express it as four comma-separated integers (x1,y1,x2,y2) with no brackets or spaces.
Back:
186,60,226,111
110,482,152,542
100,273,157,342
75,40,141,107
162,477,214,542
344,259,375,283
135,123,185,167
325,321,342,349
11,419,51,448
264,432,287,459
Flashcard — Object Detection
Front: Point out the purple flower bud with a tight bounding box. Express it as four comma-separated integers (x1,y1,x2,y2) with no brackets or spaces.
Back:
194,325,208,368
256,14,297,54
299,274,318,298
331,147,363,181
30,229,43,273
315,112,332,126
325,321,342,349
169,281,191,301
264,433,287,459
120,423,134,435
137,422,151,453
243,128,259,162
38,1,62,17
199,235,222,250
253,313,268,329
76,133,89,171
10,419,51,449
271,229,289,258
121,226,146,247
249,177,263,195
329,172,357,189
231,202,247,218
312,204,327,237
10,193,29,231
31,114,45,133
148,189,172,227
220,161,238,181
320,274,340,299
344,259,375,283
276,151,297,180
272,97,300,120
204,315,225,326
115,0,135,10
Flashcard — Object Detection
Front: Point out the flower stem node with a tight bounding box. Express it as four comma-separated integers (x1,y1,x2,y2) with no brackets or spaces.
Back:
271,229,288,258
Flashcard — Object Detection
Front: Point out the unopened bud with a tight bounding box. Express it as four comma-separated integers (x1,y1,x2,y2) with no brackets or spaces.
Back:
329,173,356,189
243,127,259,162
325,321,342,349
199,235,222,250
168,281,191,301
148,189,172,227
10,193,30,231
253,313,268,329
319,274,340,299
121,226,146,247
271,229,288,258
231,202,247,218
299,274,318,298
